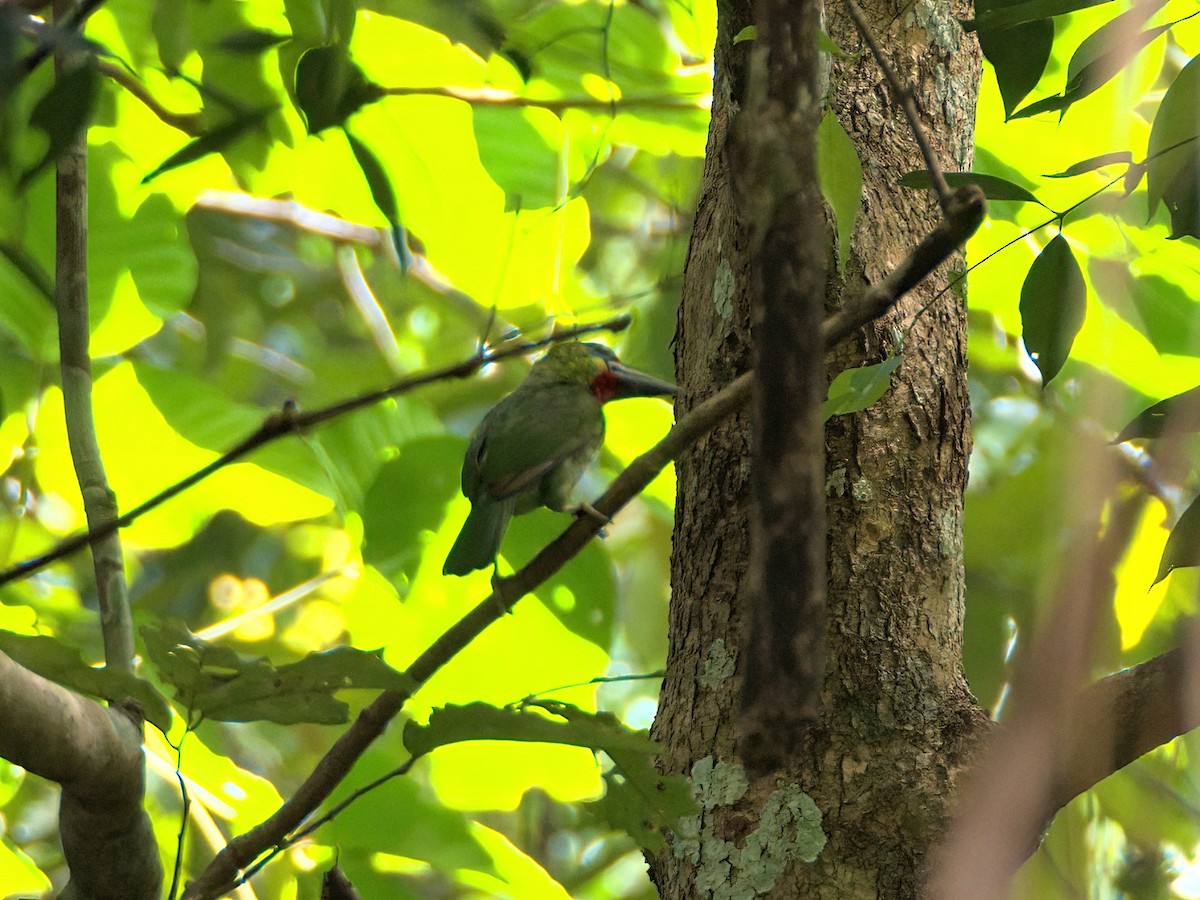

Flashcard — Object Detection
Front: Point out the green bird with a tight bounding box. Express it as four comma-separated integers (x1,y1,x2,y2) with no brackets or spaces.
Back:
443,341,677,576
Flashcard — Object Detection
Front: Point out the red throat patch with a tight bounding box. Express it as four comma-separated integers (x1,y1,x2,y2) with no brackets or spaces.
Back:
590,369,619,403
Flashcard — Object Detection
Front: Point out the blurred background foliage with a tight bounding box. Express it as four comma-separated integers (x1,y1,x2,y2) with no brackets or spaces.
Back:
1,0,1200,897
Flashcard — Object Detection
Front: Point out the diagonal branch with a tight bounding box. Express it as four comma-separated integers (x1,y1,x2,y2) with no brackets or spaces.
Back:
182,169,986,894
0,316,633,588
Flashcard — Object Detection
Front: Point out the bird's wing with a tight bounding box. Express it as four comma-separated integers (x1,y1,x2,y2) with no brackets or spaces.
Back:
468,386,602,502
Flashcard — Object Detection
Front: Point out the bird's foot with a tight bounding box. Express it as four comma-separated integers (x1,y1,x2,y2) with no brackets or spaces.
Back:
572,502,611,537
491,567,512,616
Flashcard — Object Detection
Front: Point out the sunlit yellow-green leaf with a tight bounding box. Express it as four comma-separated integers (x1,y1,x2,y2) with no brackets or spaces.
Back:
1111,499,1171,648
0,836,50,895
33,364,332,547
604,396,676,507
145,728,283,829
456,822,573,898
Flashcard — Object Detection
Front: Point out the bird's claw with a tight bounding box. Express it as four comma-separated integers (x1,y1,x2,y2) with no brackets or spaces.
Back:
572,502,611,537
491,567,512,616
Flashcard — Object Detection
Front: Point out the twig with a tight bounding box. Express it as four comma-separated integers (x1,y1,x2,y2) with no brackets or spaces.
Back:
181,153,989,894
179,372,754,900
822,184,986,348
97,59,203,136
21,0,106,75
53,2,134,672
381,84,711,113
843,0,953,211
0,316,633,588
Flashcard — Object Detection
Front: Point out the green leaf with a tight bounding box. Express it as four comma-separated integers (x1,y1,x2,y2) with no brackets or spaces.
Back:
0,633,172,732
965,0,1114,32
821,357,903,421
20,63,100,190
1045,151,1134,178
1113,385,1200,443
343,130,399,226
1154,493,1200,585
817,28,848,57
472,107,561,210
141,109,274,183
142,622,413,724
816,110,863,275
215,28,292,54
978,18,1052,117
899,170,1043,204
403,701,658,758
362,436,463,580
1011,12,1179,119
733,25,756,44
1147,54,1200,239
294,44,382,134
343,129,411,267
327,752,495,874
1019,234,1087,385
587,752,697,853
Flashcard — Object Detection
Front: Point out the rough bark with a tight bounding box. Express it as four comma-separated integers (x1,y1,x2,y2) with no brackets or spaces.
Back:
650,1,987,896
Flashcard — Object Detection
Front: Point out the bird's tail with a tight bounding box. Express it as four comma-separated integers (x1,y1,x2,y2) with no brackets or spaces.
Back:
442,499,514,576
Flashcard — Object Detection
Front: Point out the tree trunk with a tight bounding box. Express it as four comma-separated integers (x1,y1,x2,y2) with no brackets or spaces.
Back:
651,2,988,896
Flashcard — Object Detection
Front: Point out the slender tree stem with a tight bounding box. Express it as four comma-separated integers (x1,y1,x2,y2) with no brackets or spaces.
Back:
53,1,133,673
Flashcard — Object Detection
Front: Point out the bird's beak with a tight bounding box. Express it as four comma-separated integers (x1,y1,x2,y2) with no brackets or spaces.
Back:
607,362,679,400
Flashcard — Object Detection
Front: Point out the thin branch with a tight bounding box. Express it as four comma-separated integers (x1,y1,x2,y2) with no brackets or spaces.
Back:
822,184,986,348
380,84,711,113
180,372,754,900
843,0,953,210
96,59,203,136
21,0,106,75
0,316,632,588
181,144,989,895
53,6,133,672
0,647,162,897
193,190,494,327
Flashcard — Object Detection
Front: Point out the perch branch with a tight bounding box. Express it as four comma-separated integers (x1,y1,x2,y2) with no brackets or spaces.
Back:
0,316,632,588
183,172,987,892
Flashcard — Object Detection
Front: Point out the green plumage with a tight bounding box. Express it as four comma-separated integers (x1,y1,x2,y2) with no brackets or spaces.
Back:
443,342,676,576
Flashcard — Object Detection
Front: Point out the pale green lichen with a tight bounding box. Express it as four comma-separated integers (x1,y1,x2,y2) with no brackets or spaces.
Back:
714,259,735,319
699,639,737,690
826,463,847,497
852,476,873,501
675,757,827,897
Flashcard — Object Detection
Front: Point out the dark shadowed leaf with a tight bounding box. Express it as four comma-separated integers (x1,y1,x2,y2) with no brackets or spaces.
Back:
0,633,172,731
964,0,1114,31
1019,234,1087,384
294,45,382,134
816,110,863,274
403,701,657,757
327,751,495,874
587,743,697,853
142,621,413,724
900,170,1044,204
978,18,1052,117
1155,493,1200,585
215,28,291,54
141,109,274,183
822,357,903,421
1147,54,1200,239
1012,11,1178,119
20,63,100,190
362,436,462,580
1046,151,1134,177
1114,386,1200,443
